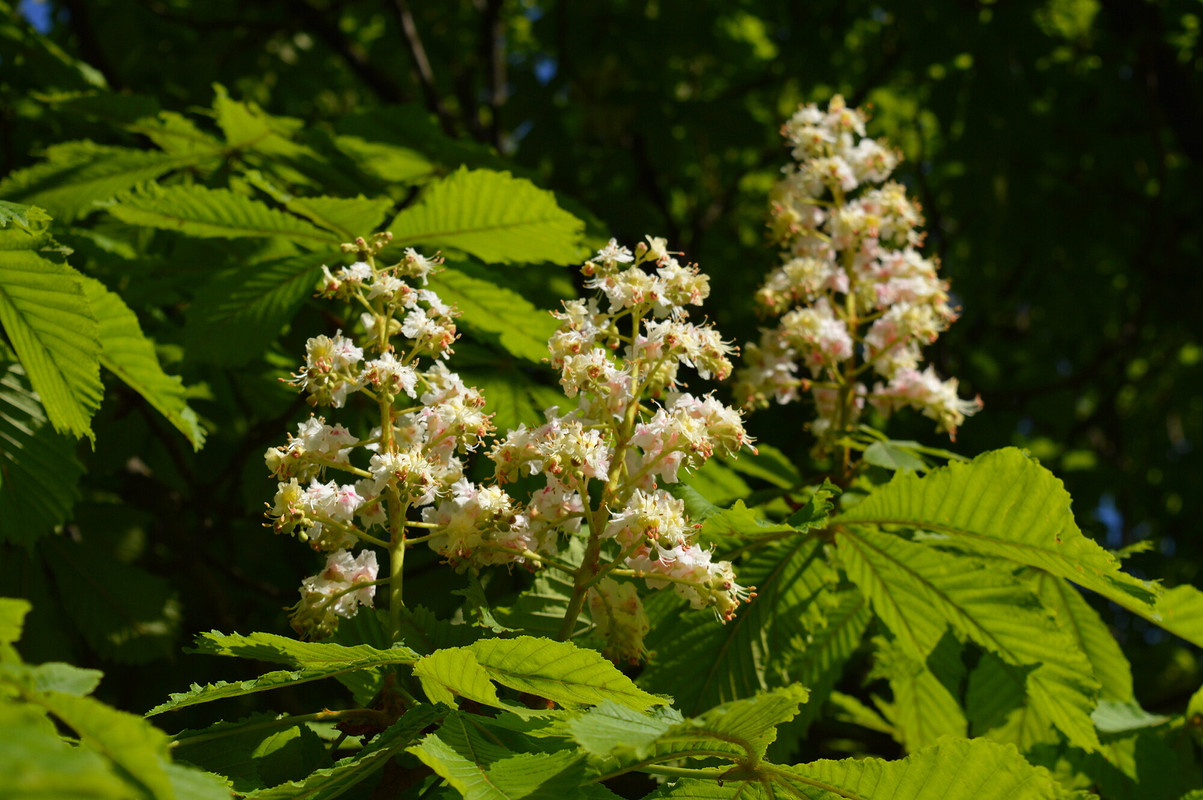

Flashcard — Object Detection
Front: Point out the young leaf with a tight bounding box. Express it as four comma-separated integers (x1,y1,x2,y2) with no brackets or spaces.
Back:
836,526,1101,751
0,141,215,221
429,267,559,363
833,448,1157,610
80,276,205,449
185,253,326,365
388,167,585,264
105,184,342,246
0,362,85,545
466,636,667,711
0,224,102,441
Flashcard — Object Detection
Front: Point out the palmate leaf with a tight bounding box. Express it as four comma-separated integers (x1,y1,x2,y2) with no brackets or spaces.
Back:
245,705,442,800
0,709,130,800
0,221,102,441
430,267,559,363
388,167,585,265
185,253,326,365
80,277,205,449
0,362,84,545
964,652,1056,751
0,141,215,221
105,184,341,247
465,636,666,711
171,713,326,793
641,537,836,716
836,526,1101,751
833,448,1157,611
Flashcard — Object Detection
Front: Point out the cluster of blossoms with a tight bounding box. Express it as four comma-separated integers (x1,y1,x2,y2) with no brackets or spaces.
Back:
734,96,981,441
265,234,491,638
423,237,755,662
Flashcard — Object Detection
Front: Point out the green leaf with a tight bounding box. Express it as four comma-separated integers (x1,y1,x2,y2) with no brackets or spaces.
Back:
0,224,102,441
32,691,175,800
1145,584,1203,648
284,195,394,240
1030,572,1134,702
1091,700,1169,734
80,277,205,448
171,713,326,793
0,201,52,233
414,647,504,708
409,711,586,800
44,536,180,664
0,141,214,221
641,537,836,716
429,267,559,363
493,537,589,639
466,636,667,711
0,661,104,696
105,184,341,246
863,441,928,472
836,526,1101,751
582,686,809,773
388,167,585,264
769,589,872,754
245,705,442,800
333,135,436,184
185,253,325,365
565,702,683,758
754,737,1083,800
0,362,85,545
964,652,1055,751
151,634,420,715
869,634,967,752
716,442,801,489
833,448,1157,610
161,761,233,800
188,629,420,667
0,597,31,647
0,713,130,799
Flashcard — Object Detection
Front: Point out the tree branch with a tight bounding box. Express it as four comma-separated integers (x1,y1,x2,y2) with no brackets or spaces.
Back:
391,0,457,135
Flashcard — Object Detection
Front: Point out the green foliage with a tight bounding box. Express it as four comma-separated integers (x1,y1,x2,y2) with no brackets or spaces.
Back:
3,6,1202,799
387,167,586,265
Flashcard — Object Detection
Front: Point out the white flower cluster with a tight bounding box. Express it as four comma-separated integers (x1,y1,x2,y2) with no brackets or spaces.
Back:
735,96,981,439
288,549,379,639
422,237,754,662
266,240,491,638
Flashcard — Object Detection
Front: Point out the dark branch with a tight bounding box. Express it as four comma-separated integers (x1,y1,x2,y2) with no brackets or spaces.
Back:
391,0,457,135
